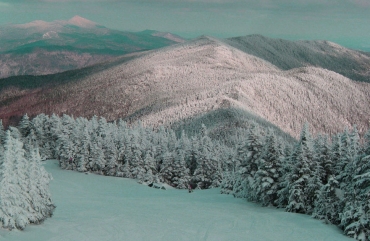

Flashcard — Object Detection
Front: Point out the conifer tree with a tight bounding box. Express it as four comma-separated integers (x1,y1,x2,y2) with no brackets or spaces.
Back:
313,176,342,225
18,114,31,138
0,131,29,230
192,129,220,189
234,124,264,200
0,131,54,230
27,147,55,221
286,124,315,213
142,150,157,183
253,131,283,206
76,127,91,173
158,151,174,184
220,149,238,194
172,143,190,189
314,135,332,184
0,120,5,144
90,141,105,173
276,144,292,208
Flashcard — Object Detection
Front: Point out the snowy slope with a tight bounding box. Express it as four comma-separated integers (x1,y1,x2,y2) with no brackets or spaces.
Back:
225,35,370,83
0,160,352,241
1,36,370,138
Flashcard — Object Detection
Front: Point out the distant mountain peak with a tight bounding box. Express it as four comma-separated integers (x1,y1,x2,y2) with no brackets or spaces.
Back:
15,20,50,29
67,15,96,28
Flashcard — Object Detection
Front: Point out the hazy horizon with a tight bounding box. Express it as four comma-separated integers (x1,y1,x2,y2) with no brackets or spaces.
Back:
0,0,369,51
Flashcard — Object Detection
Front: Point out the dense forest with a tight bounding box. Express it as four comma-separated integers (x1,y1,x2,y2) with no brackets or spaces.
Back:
0,124,55,230
1,113,370,240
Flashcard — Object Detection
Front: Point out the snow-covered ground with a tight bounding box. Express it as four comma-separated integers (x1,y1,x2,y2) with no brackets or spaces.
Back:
0,160,352,241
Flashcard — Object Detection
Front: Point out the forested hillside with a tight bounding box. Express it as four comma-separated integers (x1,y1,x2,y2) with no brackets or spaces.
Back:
225,35,370,83
1,36,369,139
0,16,184,79
10,112,370,240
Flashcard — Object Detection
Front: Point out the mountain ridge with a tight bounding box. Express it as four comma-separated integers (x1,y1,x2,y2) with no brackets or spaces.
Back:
0,16,185,79
1,36,369,139
224,35,370,83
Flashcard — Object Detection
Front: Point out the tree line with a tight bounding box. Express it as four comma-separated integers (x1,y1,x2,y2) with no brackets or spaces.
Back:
0,122,55,230
12,113,370,239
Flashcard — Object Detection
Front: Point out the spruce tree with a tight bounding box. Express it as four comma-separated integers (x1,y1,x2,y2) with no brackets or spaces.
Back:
18,114,31,138
313,176,342,225
0,131,29,230
286,124,315,213
253,132,283,206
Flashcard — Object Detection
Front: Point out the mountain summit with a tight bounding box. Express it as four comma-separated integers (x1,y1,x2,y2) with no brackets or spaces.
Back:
0,18,184,79
67,15,97,28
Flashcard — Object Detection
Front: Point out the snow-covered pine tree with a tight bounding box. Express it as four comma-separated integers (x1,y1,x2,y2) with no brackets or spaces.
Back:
276,144,293,208
0,131,30,230
142,149,157,183
220,149,238,195
313,135,332,185
187,136,199,177
158,151,174,184
76,127,91,173
48,114,63,159
234,124,264,200
364,129,370,156
312,175,342,225
340,200,369,241
334,129,351,185
27,146,55,222
130,146,146,181
253,131,283,206
90,142,105,173
18,114,31,138
341,127,361,187
286,124,315,214
192,126,221,189
0,120,5,144
171,142,190,189
340,153,370,240
55,128,74,169
0,131,54,230
104,137,118,176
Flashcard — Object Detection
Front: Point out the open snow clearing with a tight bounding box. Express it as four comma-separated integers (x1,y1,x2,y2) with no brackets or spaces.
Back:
0,160,351,241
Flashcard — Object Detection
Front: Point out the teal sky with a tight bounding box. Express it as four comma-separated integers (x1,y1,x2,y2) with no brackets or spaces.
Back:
0,0,369,51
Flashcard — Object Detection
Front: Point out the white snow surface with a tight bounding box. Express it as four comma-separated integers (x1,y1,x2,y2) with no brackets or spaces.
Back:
0,160,352,241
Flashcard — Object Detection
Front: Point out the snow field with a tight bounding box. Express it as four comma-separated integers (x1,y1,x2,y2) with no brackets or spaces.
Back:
0,160,352,241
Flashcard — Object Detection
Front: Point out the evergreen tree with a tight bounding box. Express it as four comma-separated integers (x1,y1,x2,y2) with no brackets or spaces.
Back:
171,143,190,189
313,176,342,225
0,131,54,230
158,151,174,184
233,124,263,199
18,114,31,138
76,127,91,173
286,124,315,213
104,137,118,176
0,131,29,230
220,150,238,195
27,147,55,221
192,131,220,189
314,135,332,184
340,154,370,240
276,144,292,208
253,132,283,206
142,150,157,183
0,120,5,144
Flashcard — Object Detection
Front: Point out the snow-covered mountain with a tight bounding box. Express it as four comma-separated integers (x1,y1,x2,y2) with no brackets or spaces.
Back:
225,35,370,83
0,16,185,79
1,35,369,139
